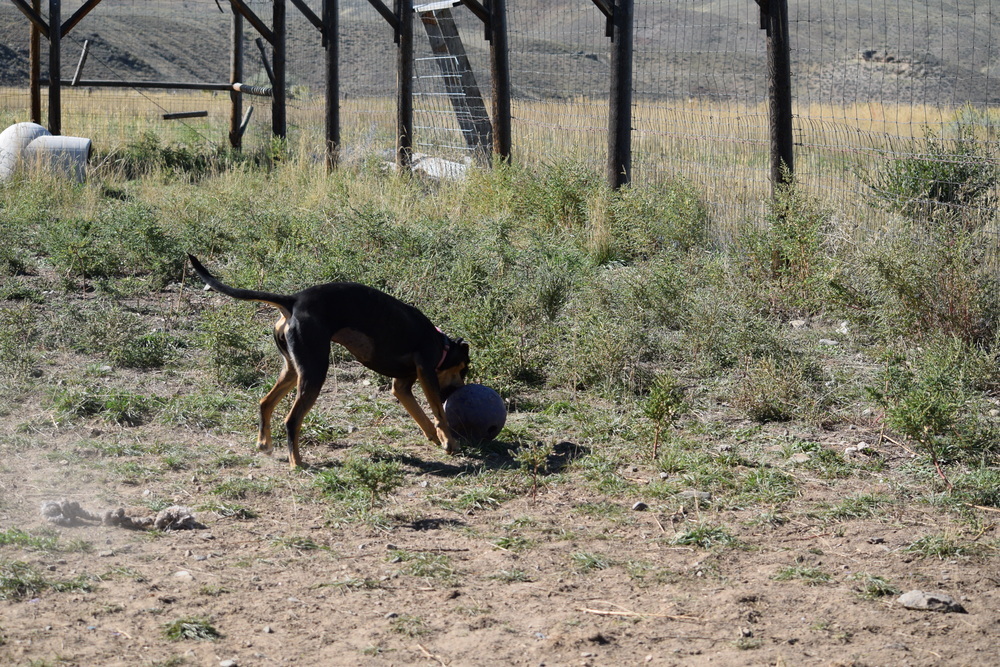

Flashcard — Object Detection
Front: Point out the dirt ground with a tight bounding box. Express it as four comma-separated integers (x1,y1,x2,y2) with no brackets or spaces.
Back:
1,293,998,667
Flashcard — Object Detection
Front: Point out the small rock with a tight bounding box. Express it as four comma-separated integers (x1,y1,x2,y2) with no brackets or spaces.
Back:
98,550,115,558
868,537,885,544
658,472,670,480
845,442,875,457
837,321,850,335
898,590,967,613
789,319,808,329
676,490,712,501
384,612,399,619
788,452,811,464
740,627,753,637
263,625,274,633
819,338,839,346
220,660,238,667
172,570,194,582
631,502,648,512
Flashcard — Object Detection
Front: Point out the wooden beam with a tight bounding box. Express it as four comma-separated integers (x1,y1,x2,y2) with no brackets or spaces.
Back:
762,0,794,188
48,0,61,135
324,0,340,168
590,0,612,19
290,0,324,33
163,110,208,120
71,39,89,85
489,0,511,160
60,0,102,37
396,0,413,168
229,0,274,44
272,0,286,139
30,0,41,122
457,0,488,25
230,8,243,150
367,0,399,33
607,0,633,188
11,0,48,38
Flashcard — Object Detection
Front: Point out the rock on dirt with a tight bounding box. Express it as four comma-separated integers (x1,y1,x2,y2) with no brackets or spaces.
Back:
898,590,967,613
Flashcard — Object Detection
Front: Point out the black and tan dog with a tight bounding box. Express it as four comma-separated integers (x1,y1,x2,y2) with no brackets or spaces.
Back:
188,255,470,468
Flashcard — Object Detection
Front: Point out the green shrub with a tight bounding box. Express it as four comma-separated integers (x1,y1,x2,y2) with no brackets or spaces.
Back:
739,180,836,317
860,121,997,222
868,338,1000,467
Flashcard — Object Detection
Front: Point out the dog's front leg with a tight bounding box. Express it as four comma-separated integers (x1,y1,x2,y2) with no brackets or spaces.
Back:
416,371,460,455
392,377,442,446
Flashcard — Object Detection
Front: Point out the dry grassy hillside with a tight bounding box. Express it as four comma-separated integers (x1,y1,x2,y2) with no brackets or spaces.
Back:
0,0,996,103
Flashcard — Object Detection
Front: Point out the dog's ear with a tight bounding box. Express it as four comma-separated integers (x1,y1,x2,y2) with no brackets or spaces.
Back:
445,338,470,367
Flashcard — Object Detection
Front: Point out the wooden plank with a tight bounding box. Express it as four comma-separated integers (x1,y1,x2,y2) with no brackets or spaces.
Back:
12,0,48,38
71,39,89,85
456,0,487,24
163,110,208,120
229,0,274,44
366,0,399,33
420,8,491,163
290,0,323,33
61,0,102,37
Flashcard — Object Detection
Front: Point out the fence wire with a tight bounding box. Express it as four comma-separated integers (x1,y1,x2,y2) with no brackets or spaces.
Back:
1,1,998,232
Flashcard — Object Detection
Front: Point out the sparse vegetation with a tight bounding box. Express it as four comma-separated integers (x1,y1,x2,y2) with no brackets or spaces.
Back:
0,117,998,664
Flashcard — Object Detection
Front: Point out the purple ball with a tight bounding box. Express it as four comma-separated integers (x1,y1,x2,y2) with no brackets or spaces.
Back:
444,384,507,442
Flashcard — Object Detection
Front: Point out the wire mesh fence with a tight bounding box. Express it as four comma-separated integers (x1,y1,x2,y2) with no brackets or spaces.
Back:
1,0,997,232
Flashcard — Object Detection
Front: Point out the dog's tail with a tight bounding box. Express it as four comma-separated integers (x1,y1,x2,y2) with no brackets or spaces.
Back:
188,255,296,317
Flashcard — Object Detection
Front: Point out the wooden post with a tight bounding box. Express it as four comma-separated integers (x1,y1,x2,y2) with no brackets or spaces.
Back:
762,0,794,189
324,0,340,168
396,0,413,170
489,0,511,161
230,9,243,150
30,0,41,123
607,0,633,189
272,0,287,140
48,0,61,135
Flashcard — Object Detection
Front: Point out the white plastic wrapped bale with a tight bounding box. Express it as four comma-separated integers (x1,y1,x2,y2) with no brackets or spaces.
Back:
0,122,92,183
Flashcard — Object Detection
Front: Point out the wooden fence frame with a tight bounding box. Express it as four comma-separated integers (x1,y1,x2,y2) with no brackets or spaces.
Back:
8,0,792,190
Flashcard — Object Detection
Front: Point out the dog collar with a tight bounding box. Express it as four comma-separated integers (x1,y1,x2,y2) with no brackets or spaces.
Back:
436,328,451,370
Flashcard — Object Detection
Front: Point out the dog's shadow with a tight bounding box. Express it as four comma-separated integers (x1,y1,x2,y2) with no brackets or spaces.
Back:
306,438,588,479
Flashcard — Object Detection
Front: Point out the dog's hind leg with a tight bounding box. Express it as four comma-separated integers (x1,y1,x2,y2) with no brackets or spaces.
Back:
282,327,330,469
258,356,297,456
258,318,297,456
